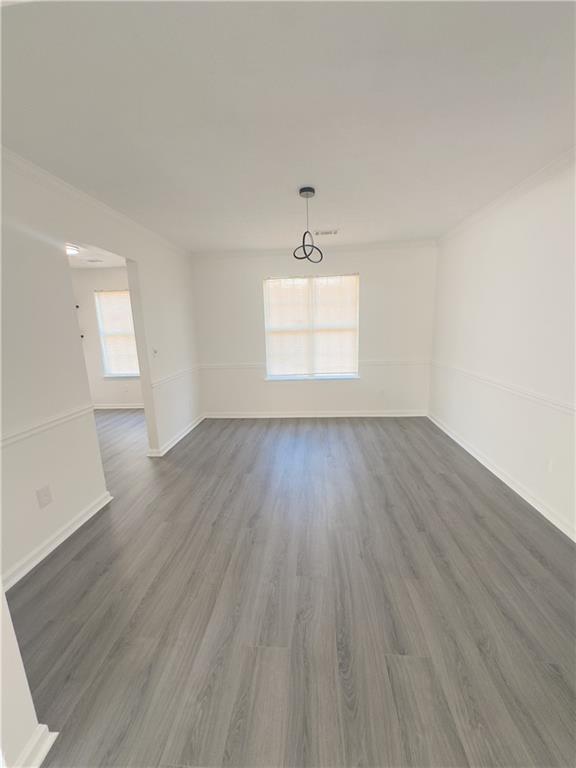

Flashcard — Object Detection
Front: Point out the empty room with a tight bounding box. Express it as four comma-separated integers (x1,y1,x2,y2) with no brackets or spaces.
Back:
1,2,574,767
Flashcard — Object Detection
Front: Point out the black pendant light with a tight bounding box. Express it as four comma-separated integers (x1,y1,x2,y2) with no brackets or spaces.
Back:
293,186,323,263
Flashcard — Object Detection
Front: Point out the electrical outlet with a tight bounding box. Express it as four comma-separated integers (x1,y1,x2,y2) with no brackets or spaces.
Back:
36,485,53,509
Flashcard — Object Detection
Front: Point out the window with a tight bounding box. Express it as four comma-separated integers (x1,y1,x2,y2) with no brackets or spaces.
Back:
263,274,359,379
94,290,140,377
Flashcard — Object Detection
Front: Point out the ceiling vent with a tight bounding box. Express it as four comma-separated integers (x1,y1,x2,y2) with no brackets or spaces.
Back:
314,229,339,237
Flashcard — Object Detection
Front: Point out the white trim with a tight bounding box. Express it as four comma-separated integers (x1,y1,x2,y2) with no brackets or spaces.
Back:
198,359,428,371
442,150,575,242
94,404,144,410
428,414,575,542
151,368,197,388
3,492,113,590
3,148,186,256
432,362,575,415
361,359,429,367
265,374,360,382
147,416,204,458
202,411,427,419
199,362,263,370
11,724,58,768
1,405,94,448
191,239,438,261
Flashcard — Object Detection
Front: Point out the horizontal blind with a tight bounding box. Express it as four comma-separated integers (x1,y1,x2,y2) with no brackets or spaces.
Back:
94,290,140,376
263,275,359,377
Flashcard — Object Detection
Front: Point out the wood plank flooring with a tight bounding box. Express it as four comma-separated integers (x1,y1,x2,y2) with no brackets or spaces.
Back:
7,411,576,767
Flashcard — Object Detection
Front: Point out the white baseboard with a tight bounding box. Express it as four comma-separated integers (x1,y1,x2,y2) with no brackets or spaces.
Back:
93,404,144,410
147,416,204,458
11,723,58,768
3,491,114,590
428,413,575,542
202,410,427,419
147,412,425,455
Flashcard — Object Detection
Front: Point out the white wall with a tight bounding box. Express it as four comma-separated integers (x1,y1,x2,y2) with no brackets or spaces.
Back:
430,159,575,540
4,151,200,455
70,267,144,409
2,223,110,585
1,594,57,767
2,152,201,588
193,243,437,416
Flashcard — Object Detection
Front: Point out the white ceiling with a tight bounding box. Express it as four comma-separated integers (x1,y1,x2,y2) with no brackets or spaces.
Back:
68,245,126,269
3,2,574,252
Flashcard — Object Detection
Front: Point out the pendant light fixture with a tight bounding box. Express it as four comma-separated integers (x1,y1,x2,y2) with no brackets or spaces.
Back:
293,186,323,263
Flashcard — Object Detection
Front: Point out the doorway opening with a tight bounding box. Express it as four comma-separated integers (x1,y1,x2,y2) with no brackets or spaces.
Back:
67,244,154,462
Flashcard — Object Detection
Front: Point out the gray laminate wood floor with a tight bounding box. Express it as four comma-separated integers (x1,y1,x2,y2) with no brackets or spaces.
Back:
7,412,576,768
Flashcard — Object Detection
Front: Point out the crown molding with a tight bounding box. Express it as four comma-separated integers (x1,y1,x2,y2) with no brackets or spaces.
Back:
2,147,187,257
190,239,439,261
5,144,572,259
441,149,575,243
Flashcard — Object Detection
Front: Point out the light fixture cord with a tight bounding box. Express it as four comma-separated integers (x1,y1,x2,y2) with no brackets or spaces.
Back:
306,196,309,232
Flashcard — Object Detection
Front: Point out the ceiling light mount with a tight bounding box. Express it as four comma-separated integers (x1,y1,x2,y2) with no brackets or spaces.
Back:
293,186,323,263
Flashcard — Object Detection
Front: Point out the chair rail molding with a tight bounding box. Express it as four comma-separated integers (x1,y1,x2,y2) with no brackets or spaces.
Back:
150,367,198,388
432,362,575,414
1,404,95,448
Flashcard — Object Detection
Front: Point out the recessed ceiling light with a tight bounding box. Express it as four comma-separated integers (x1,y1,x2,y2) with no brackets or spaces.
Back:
66,244,80,257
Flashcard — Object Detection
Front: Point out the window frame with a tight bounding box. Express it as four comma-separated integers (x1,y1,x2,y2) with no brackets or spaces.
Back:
263,273,360,381
94,289,140,379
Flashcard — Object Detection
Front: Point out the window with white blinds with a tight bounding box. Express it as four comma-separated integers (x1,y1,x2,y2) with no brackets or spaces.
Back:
94,290,140,377
263,275,359,378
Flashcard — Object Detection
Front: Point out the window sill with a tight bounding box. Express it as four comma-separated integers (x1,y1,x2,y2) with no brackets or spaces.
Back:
103,374,140,379
265,374,360,382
